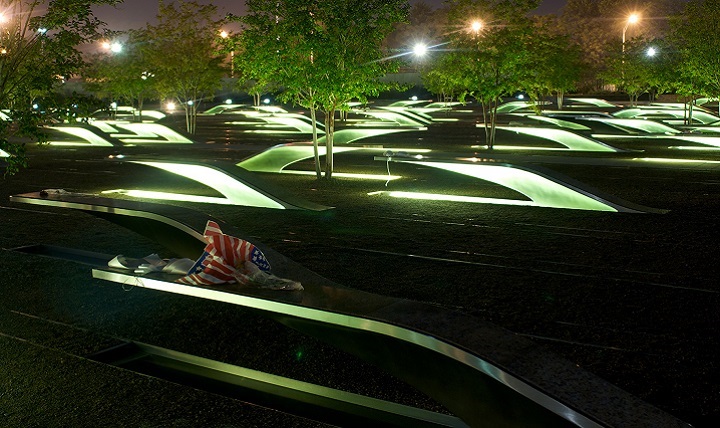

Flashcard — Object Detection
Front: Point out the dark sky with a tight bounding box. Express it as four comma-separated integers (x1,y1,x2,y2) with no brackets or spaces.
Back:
93,0,568,31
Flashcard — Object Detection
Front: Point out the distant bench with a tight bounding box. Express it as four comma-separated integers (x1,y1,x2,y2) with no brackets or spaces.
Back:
10,191,689,428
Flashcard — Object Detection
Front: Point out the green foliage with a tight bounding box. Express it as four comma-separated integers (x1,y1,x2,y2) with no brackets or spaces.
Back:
237,0,409,179
669,0,720,102
430,0,540,148
0,0,118,176
84,30,158,119
523,20,583,108
138,0,226,134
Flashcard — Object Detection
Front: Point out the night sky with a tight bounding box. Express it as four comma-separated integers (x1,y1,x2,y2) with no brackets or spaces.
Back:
93,0,568,31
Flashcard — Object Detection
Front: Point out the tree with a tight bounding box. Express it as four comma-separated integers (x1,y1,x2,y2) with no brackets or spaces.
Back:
139,0,226,134
669,0,720,117
84,31,158,121
558,0,681,91
0,0,118,176
601,38,656,106
237,0,409,180
524,19,583,109
436,0,541,149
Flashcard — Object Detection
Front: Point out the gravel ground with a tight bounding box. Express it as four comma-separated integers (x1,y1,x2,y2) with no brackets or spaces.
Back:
2,107,720,427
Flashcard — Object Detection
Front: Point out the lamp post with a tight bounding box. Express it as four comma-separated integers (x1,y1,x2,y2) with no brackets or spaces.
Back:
621,13,639,83
220,30,234,78
622,13,639,54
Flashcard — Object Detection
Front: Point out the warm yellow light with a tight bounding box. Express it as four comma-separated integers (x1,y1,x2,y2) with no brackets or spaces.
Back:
470,21,483,32
220,30,229,39
628,13,639,24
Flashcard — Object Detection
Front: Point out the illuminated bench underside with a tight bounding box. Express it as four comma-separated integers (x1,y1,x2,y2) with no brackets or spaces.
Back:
378,158,665,213
49,123,194,146
102,161,330,210
582,118,680,134
238,142,429,178
487,127,620,152
48,127,115,146
352,110,430,127
566,98,618,107
614,108,720,124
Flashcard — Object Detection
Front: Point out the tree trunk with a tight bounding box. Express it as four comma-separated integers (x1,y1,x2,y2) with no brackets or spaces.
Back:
480,102,491,149
137,95,144,122
556,90,564,110
490,99,498,149
311,106,321,179
324,110,335,180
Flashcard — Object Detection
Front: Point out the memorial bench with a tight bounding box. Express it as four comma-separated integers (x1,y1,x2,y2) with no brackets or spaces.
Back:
9,191,689,427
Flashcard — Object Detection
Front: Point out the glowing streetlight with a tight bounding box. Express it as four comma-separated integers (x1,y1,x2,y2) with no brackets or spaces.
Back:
101,41,123,53
220,30,235,78
622,13,640,53
470,20,483,33
413,43,428,57
646,46,657,57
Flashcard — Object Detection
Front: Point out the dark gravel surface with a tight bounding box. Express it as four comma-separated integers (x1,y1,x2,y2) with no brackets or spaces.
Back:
2,107,720,427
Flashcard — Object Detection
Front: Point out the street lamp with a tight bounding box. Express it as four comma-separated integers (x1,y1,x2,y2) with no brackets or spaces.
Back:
470,20,483,34
646,46,657,57
101,41,123,53
622,13,640,54
220,30,234,78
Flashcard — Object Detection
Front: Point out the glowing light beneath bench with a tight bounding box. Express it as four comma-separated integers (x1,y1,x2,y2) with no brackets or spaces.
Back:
370,191,537,207
129,161,285,209
493,127,619,152
111,123,193,144
48,127,114,146
239,144,430,173
526,116,591,130
400,160,618,211
282,170,401,180
0,148,9,157
632,157,720,164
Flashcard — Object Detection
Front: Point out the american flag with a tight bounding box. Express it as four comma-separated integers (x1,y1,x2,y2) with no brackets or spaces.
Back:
177,221,271,286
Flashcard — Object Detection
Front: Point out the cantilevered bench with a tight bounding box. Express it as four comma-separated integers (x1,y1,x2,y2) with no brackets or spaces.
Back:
10,192,689,427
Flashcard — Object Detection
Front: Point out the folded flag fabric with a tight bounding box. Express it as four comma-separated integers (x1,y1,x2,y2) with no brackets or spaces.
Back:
177,221,302,291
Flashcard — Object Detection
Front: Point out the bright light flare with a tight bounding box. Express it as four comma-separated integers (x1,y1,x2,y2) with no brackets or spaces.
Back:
627,13,640,24
647,47,657,57
413,43,428,57
470,20,483,32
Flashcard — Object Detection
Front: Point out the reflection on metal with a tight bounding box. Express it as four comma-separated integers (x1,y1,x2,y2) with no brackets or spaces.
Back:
632,157,720,165
126,161,286,209
566,98,618,107
201,104,248,115
48,127,115,146
495,100,551,113
491,126,619,152
378,107,433,124
379,157,665,213
91,341,468,428
388,159,619,211
238,142,430,173
49,123,193,146
596,133,720,148
101,189,236,205
614,108,720,125
319,128,420,145
524,115,591,131
582,118,680,134
110,123,193,144
352,109,429,127
90,269,601,428
282,170,402,181
370,191,538,207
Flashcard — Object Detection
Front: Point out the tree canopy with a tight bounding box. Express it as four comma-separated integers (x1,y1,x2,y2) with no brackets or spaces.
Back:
237,0,409,179
1,0,118,176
